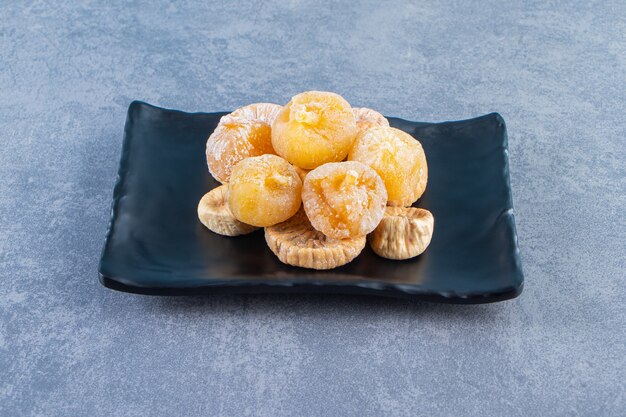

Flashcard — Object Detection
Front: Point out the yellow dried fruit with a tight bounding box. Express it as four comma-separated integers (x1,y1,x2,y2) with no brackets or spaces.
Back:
352,107,389,133
369,207,434,260
206,103,282,183
228,154,302,227
197,185,258,236
271,91,358,169
302,161,387,239
293,166,309,182
265,210,366,269
348,126,428,207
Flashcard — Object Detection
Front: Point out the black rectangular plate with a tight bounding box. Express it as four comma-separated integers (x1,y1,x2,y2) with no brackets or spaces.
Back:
98,101,523,304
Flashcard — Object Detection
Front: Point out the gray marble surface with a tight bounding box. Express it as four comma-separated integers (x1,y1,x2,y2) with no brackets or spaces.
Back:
1,1,625,416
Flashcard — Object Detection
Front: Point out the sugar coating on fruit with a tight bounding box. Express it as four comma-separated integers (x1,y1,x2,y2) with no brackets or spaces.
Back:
230,103,282,126
348,126,428,207
271,91,358,169
228,154,302,227
352,107,389,133
302,161,387,239
206,103,281,183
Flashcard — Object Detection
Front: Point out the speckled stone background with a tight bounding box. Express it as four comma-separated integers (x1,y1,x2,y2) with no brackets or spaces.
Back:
1,1,625,416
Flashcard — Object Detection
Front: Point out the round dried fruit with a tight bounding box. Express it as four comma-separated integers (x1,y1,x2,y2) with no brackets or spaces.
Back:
348,126,427,207
271,91,358,169
206,103,282,183
302,161,387,239
228,154,302,227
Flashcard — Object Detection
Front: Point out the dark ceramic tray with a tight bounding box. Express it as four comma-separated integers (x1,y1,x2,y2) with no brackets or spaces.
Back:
98,101,523,303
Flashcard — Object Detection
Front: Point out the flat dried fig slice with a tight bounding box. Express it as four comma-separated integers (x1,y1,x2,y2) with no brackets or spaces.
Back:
197,185,258,236
265,210,365,270
368,207,434,260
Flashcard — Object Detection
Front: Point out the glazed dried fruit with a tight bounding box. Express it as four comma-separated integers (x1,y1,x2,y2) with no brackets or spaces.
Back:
228,154,302,227
302,161,387,239
197,185,258,236
271,91,358,169
206,103,282,183
265,210,366,270
369,207,434,260
353,107,389,133
348,126,428,207
293,166,309,182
